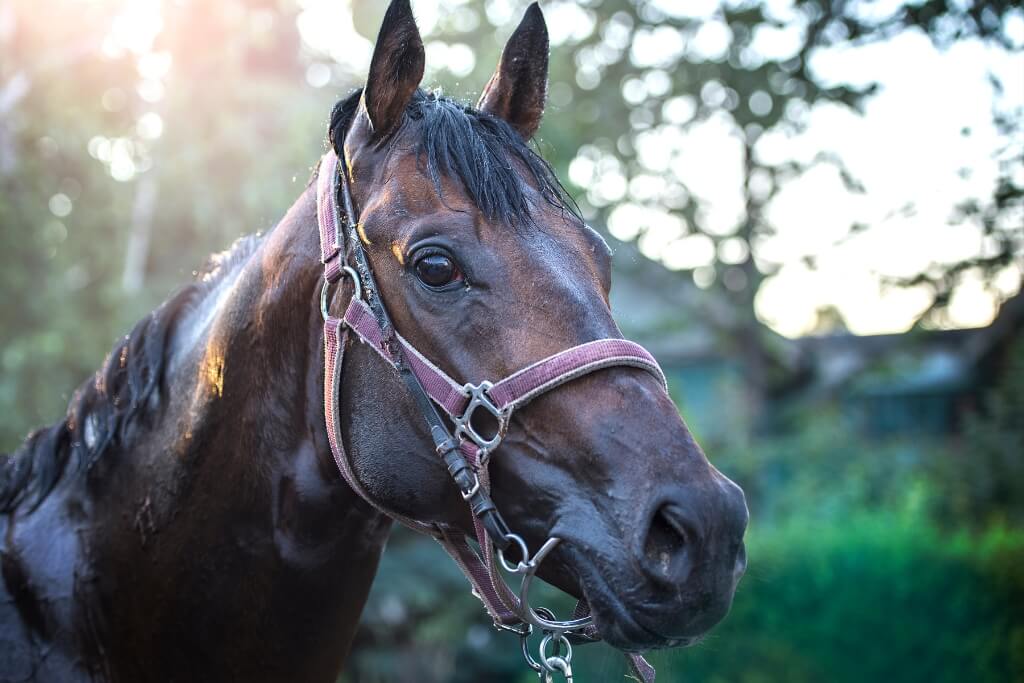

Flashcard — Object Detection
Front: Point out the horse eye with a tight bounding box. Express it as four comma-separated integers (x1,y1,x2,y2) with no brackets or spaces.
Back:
414,252,461,288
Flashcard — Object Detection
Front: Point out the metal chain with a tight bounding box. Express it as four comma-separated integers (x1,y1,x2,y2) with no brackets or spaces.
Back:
542,657,573,683
539,632,574,682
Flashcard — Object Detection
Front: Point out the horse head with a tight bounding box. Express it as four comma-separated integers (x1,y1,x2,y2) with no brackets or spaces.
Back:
328,0,748,654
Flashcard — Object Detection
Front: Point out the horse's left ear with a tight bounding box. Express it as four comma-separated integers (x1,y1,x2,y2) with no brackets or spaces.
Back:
476,2,549,140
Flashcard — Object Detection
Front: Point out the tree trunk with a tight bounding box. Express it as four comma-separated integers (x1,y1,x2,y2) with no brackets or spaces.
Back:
122,173,158,293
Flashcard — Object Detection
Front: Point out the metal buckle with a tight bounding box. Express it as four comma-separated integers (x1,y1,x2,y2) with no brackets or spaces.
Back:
460,472,481,500
454,381,508,453
320,265,363,321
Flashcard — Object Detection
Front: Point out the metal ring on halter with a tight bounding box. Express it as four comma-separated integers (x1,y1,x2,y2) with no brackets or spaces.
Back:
497,536,595,637
320,265,363,321
497,533,532,574
539,632,573,668
520,632,544,674
341,264,362,300
516,538,595,635
320,281,334,321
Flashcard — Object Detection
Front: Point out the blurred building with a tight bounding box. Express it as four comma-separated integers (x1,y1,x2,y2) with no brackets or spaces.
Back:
611,248,1024,437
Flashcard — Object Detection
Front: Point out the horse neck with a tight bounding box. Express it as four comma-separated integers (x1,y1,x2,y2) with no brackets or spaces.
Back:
6,183,392,682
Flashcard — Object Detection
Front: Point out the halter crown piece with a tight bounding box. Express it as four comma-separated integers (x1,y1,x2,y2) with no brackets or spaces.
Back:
317,150,662,683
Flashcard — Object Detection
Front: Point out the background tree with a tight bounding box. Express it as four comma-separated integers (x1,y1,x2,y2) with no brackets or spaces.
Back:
443,0,1021,406
321,0,1024,414
3,0,1020,441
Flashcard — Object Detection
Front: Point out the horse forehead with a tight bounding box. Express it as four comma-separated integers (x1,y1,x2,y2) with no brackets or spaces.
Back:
361,151,475,220
361,146,590,262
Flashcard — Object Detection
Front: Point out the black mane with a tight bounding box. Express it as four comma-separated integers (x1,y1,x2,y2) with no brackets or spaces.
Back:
0,297,186,514
329,88,580,228
0,237,259,513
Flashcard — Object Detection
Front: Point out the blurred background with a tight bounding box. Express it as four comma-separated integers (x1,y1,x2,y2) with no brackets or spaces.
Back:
1,0,1022,681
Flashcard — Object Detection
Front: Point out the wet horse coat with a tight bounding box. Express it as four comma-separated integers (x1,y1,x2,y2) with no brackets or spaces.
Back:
0,2,748,681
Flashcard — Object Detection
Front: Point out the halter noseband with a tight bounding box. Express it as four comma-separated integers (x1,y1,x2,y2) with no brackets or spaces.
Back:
317,149,659,683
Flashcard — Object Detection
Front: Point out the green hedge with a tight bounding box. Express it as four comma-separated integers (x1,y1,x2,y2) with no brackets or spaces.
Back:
639,513,1024,683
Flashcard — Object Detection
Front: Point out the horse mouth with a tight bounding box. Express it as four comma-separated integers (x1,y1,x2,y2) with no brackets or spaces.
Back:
565,551,699,652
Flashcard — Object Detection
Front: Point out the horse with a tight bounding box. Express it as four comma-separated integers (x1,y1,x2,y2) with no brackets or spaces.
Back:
0,2,748,681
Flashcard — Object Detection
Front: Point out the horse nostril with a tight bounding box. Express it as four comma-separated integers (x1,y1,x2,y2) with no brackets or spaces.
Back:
642,504,696,583
734,542,748,581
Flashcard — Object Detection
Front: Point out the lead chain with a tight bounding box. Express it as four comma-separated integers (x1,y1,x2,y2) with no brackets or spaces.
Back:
538,631,575,682
542,657,573,683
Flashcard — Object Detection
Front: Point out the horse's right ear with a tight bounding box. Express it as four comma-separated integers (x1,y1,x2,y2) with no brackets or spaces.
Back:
358,0,425,140
476,2,549,140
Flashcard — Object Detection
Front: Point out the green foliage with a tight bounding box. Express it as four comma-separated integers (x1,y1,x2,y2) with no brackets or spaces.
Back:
709,408,935,525
654,514,1024,683
0,0,327,449
0,94,133,448
930,339,1024,527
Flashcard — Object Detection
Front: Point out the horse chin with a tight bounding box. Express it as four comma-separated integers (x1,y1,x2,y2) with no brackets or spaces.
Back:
556,550,711,653
588,602,702,653
572,567,679,652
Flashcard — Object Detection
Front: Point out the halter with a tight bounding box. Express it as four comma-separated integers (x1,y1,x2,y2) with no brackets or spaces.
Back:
317,149,659,683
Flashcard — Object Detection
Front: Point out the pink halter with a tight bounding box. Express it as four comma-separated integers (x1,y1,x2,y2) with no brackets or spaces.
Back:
317,149,659,682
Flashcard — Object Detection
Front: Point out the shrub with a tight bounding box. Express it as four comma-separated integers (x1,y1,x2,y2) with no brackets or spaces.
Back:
646,513,1024,683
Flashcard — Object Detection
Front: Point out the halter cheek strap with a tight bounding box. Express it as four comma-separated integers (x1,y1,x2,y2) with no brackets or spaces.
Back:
317,149,658,683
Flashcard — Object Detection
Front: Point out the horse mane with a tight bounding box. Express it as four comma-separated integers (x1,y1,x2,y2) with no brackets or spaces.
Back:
328,88,581,229
0,236,260,514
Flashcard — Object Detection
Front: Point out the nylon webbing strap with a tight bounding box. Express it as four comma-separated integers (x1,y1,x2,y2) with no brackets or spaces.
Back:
343,298,666,418
317,152,344,283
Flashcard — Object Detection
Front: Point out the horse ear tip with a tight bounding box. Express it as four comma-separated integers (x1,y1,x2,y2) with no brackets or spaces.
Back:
521,3,547,40
377,0,424,58
384,0,417,26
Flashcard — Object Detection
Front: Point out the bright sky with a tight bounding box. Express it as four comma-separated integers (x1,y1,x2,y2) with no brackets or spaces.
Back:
583,0,1024,336
102,0,1024,338
754,27,1024,335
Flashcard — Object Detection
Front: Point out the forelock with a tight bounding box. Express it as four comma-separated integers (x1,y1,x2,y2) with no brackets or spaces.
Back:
329,88,580,230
